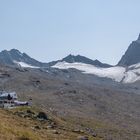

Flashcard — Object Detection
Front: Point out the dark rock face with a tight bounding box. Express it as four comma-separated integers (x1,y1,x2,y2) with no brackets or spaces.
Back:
49,54,112,68
118,35,140,66
37,112,48,120
0,49,48,67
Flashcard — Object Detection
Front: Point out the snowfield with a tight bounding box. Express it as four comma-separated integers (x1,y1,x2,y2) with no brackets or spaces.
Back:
52,61,140,84
14,61,39,68
14,60,140,84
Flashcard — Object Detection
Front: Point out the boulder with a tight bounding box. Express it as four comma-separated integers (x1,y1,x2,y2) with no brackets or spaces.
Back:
37,112,48,120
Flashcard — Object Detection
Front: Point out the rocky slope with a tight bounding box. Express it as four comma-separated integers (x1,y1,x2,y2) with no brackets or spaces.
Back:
0,107,92,140
0,64,139,140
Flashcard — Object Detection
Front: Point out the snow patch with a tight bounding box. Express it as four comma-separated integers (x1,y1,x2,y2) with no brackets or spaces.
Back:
14,61,39,68
129,63,140,69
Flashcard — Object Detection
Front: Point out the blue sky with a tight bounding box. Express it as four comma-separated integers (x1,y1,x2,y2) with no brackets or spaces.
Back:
0,0,140,65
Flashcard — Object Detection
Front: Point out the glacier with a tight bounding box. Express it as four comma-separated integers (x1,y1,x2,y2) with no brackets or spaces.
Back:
52,61,140,84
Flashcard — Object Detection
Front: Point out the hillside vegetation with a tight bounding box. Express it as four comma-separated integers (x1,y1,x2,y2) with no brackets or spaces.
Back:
0,107,103,140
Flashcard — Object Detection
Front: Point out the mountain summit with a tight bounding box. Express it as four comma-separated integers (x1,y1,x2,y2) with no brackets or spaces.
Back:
137,33,140,41
49,54,112,68
118,34,140,66
0,49,48,67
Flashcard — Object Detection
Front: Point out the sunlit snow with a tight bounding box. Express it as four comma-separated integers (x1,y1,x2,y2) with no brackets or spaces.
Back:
14,61,39,68
52,61,140,83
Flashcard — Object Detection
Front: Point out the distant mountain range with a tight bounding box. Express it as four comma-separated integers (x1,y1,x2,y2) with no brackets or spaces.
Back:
0,49,112,68
1,34,140,83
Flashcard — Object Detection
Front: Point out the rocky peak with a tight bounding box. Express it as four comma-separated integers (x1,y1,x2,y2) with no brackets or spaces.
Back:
0,49,48,67
137,33,140,40
57,54,112,68
118,34,140,66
